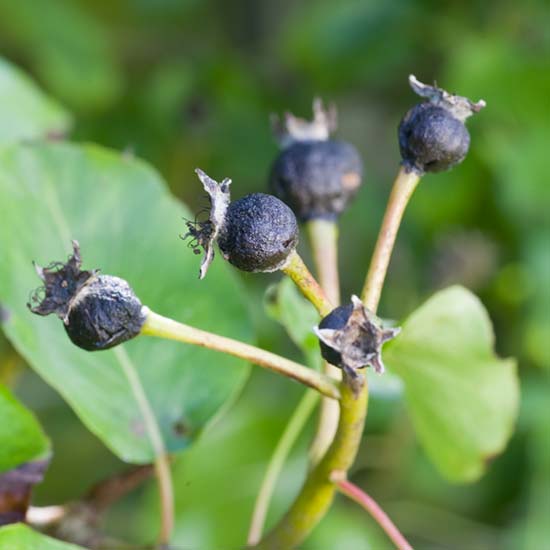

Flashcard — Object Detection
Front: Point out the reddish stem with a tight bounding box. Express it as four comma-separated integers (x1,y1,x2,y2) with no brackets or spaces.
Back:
332,475,413,550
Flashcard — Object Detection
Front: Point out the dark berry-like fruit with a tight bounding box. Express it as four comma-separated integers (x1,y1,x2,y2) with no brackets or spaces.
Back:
270,99,363,221
29,241,145,351
185,170,299,276
63,275,145,351
315,296,400,375
217,193,298,272
399,103,470,172
398,75,486,174
269,140,363,221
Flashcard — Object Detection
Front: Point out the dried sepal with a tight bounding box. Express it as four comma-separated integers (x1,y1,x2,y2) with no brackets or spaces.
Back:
28,240,97,322
315,295,400,375
184,169,232,279
272,98,338,148
409,75,486,122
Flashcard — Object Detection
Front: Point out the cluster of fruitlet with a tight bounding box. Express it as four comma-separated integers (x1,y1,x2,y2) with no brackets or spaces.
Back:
29,76,484,380
27,74,485,549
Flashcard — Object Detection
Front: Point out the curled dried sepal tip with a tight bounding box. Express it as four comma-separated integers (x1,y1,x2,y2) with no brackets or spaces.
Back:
409,75,486,122
315,295,400,375
184,169,231,279
272,98,338,148
28,240,97,321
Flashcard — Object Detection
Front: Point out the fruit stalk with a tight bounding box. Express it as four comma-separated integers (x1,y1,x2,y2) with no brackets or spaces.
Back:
281,251,333,316
141,309,341,400
305,219,340,305
361,167,420,307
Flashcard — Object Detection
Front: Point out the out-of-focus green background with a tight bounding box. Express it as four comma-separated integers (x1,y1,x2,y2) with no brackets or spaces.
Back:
0,0,548,548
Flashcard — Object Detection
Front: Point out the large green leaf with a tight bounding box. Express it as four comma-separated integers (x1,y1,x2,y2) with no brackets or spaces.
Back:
0,524,84,550
385,286,519,482
0,142,252,463
0,385,49,473
0,58,71,145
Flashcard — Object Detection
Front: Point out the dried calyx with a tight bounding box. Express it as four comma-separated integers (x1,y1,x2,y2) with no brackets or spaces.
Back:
408,75,486,122
28,241,145,351
271,98,337,149
315,296,400,378
184,168,232,279
184,169,298,277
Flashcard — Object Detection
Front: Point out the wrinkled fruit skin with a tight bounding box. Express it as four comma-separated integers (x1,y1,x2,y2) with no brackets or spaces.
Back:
64,275,145,351
318,303,354,368
269,140,363,221
217,193,298,272
398,103,470,173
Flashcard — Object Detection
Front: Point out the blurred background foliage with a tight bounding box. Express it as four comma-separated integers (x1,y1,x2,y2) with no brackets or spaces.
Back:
0,0,548,548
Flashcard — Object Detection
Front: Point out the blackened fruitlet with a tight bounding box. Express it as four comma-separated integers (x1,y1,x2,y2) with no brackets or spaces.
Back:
217,193,298,272
398,75,486,174
29,241,145,351
270,99,363,221
270,140,363,221
315,296,400,375
399,103,470,172
63,275,145,351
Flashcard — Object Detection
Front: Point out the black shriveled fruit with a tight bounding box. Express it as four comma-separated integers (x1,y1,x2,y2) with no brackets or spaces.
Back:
398,75,486,174
269,140,363,221
217,193,298,272
399,103,470,173
28,241,145,351
63,275,145,351
315,296,400,375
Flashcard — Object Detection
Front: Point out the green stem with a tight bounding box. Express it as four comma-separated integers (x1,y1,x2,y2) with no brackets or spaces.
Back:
258,378,368,549
305,219,342,466
257,166,420,548
247,390,320,546
281,250,333,316
361,167,421,308
306,219,341,305
141,309,340,401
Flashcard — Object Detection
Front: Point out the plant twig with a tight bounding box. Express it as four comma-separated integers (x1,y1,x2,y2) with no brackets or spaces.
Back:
281,250,333,316
114,347,174,546
306,219,342,466
361,167,420,308
247,390,319,546
141,310,341,400
331,473,413,550
257,166,420,548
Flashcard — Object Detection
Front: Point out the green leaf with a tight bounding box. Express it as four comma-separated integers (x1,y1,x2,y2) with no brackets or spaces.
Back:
0,57,71,145
265,278,322,370
384,286,519,482
0,385,50,473
0,142,252,463
0,524,85,550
